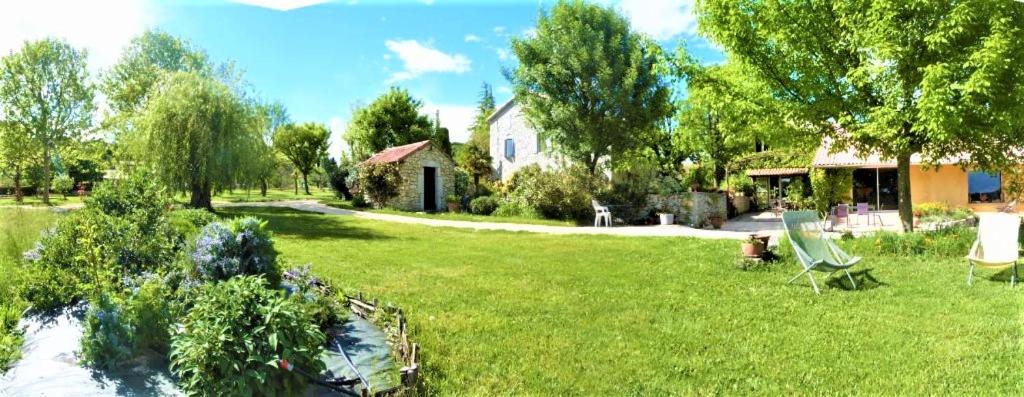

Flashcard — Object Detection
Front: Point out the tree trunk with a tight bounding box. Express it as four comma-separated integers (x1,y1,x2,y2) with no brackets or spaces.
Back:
302,173,311,195
713,164,726,189
13,168,23,203
41,146,51,204
260,179,268,197
897,151,913,232
294,178,298,195
190,180,213,210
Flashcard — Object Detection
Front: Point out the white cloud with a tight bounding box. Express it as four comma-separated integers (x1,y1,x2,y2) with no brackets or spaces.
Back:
231,0,329,11
0,0,154,71
384,39,471,83
496,48,510,61
422,103,477,143
328,116,350,159
497,86,512,94
464,34,481,43
618,0,697,41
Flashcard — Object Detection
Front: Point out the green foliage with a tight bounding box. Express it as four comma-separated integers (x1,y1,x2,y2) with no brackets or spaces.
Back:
681,165,713,191
0,293,26,372
810,168,853,216
452,169,469,199
170,275,325,396
19,264,81,313
511,0,672,174
273,122,330,195
124,277,177,354
130,71,260,209
493,200,542,219
80,293,135,370
51,174,74,197
168,208,220,243
101,30,210,117
696,0,1024,229
840,226,976,258
0,38,95,204
191,217,280,287
359,163,402,208
728,174,755,197
502,165,603,222
469,196,499,215
283,265,345,330
325,161,352,200
344,87,436,161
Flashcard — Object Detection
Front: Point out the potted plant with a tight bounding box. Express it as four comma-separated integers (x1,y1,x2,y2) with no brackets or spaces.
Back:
655,203,674,225
708,213,725,229
445,194,461,212
741,234,765,258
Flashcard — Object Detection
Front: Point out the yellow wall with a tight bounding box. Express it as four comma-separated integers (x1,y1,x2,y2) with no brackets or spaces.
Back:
909,165,968,208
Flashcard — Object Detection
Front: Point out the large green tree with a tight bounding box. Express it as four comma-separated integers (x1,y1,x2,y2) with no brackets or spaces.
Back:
674,58,809,186
510,0,672,175
0,38,95,204
102,30,209,119
273,122,329,195
344,87,435,161
0,120,37,201
697,0,1024,230
252,101,290,196
131,71,258,209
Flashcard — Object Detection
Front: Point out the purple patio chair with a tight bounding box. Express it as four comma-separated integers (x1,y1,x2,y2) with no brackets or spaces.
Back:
829,204,849,231
855,202,884,226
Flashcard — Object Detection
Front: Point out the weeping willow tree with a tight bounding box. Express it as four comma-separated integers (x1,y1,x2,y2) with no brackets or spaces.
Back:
130,71,262,209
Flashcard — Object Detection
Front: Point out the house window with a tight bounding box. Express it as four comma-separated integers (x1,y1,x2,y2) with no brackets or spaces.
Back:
504,138,515,159
968,171,1001,203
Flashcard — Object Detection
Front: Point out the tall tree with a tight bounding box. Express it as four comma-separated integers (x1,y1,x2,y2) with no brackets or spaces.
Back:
431,110,453,157
458,82,497,189
0,121,38,202
510,0,672,175
697,0,1024,230
131,71,257,209
273,122,329,195
344,87,434,161
674,59,809,186
253,101,290,196
0,39,95,204
102,30,209,118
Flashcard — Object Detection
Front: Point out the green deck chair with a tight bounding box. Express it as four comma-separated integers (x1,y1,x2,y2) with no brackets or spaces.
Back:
782,211,861,294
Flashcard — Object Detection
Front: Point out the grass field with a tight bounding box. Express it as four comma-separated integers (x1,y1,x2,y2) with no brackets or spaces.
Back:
0,208,60,370
0,195,84,207
320,198,577,227
220,206,1024,395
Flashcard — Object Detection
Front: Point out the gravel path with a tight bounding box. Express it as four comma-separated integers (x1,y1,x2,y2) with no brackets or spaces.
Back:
219,200,764,240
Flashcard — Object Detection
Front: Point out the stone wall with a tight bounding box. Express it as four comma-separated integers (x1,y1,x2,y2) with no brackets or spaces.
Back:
385,145,456,212
489,101,561,181
645,192,727,226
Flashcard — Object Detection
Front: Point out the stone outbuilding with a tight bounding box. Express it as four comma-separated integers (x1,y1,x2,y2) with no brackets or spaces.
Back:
360,140,456,212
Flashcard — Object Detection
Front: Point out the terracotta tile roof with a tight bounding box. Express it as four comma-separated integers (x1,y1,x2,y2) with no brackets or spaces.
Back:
361,140,433,165
746,168,808,177
812,136,965,168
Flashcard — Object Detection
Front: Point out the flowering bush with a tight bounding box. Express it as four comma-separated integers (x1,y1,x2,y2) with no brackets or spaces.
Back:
80,294,135,370
170,276,324,396
283,265,345,329
191,217,279,287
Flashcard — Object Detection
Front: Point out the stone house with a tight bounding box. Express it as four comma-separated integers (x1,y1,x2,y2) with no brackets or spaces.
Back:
360,140,456,212
488,99,560,181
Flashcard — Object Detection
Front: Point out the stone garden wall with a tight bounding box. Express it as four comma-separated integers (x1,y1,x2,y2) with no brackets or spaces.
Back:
645,192,727,227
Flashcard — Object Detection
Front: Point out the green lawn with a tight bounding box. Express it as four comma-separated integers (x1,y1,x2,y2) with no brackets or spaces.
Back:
319,198,577,227
1,208,60,370
0,195,84,207
205,188,336,203
220,206,1023,395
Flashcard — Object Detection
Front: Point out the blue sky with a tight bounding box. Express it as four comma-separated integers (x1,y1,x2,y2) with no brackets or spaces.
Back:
1,0,724,158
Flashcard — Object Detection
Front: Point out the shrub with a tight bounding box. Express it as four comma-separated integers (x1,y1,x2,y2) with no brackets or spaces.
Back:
351,193,369,208
283,265,345,330
52,173,75,198
191,217,280,287
125,277,177,354
327,165,352,200
168,208,220,243
0,295,27,371
29,209,123,299
359,163,402,208
914,202,949,218
80,293,135,370
729,174,756,197
170,276,325,396
493,200,542,219
453,169,470,198
19,263,81,312
503,165,602,222
841,226,976,257
470,196,499,215
810,168,853,216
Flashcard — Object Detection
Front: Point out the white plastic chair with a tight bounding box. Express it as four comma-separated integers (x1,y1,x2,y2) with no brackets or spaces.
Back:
967,213,1021,286
592,199,611,227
